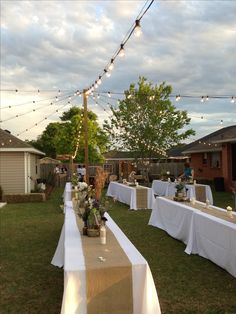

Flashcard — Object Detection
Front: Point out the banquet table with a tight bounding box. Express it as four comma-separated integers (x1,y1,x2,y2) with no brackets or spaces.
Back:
63,182,72,202
106,181,154,210
51,186,161,314
151,180,213,205
149,197,236,277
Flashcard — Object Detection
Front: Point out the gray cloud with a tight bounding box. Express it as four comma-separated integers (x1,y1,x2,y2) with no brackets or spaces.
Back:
1,0,235,141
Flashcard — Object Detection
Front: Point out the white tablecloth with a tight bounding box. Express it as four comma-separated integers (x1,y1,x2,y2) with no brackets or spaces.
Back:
52,188,161,314
63,182,72,202
151,180,213,205
106,182,154,210
149,197,236,277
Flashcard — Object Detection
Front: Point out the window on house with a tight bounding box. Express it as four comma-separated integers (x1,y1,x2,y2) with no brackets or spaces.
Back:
211,152,221,168
202,153,207,165
103,163,113,173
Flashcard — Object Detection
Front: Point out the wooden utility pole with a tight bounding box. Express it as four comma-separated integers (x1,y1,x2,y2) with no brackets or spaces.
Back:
83,89,89,183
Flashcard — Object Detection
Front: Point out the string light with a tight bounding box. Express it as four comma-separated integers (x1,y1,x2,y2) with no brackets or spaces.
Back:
108,59,114,71
97,76,102,85
134,19,142,37
201,96,204,102
175,95,181,101
105,70,111,78
231,96,235,103
119,44,125,57
15,101,72,137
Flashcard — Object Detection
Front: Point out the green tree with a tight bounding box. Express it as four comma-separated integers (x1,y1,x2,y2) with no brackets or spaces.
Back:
30,107,109,162
103,77,195,160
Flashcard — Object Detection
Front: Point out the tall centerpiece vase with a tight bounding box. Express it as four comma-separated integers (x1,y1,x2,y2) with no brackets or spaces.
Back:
100,221,106,245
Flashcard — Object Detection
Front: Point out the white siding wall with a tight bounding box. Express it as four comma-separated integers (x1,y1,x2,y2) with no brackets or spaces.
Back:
29,154,41,191
0,152,25,194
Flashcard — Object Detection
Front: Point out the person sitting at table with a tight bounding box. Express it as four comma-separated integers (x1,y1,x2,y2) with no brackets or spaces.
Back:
179,162,194,180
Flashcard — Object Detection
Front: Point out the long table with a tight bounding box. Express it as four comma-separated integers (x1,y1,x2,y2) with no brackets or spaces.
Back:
152,180,213,204
52,187,161,314
106,181,154,210
148,197,236,277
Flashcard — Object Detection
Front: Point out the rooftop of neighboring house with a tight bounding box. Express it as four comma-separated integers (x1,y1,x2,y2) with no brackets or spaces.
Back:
182,125,236,155
0,129,45,155
103,145,188,160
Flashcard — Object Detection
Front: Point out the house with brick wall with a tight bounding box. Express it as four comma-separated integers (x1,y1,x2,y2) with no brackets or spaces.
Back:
182,125,236,191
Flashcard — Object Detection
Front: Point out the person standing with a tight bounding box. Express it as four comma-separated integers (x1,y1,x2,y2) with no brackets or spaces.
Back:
77,165,82,181
80,165,86,182
179,162,194,180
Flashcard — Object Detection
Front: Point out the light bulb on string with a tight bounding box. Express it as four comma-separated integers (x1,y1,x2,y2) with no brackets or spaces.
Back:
231,96,235,103
108,92,111,98
134,19,142,37
175,95,180,102
106,71,111,78
220,120,223,125
201,96,204,103
97,76,102,85
94,81,98,89
119,44,125,57
108,59,114,71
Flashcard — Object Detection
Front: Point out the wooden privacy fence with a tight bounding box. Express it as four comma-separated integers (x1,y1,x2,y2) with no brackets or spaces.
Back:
40,164,68,187
147,162,185,179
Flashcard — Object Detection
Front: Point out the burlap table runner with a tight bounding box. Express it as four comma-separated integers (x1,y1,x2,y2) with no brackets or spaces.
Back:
173,199,236,224
191,203,236,224
76,218,133,314
194,185,206,203
135,187,148,209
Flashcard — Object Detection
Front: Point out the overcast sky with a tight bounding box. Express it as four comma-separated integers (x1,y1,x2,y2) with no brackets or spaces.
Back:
1,0,236,142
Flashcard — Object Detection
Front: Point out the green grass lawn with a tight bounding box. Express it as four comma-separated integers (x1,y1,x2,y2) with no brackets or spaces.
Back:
0,188,236,313
0,188,64,314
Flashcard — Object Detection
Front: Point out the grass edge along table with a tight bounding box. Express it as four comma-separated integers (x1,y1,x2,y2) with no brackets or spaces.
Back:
149,197,236,278
51,201,161,313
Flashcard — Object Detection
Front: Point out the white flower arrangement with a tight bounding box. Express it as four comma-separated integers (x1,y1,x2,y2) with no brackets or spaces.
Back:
78,182,88,191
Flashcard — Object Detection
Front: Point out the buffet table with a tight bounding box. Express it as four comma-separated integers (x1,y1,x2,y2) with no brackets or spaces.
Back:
52,185,161,314
63,182,72,202
106,181,154,210
151,180,213,204
149,197,236,277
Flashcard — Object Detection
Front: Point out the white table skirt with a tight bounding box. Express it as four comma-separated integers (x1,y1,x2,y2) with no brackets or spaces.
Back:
63,182,72,202
185,206,236,277
152,180,213,205
148,197,196,245
149,197,236,277
106,182,154,210
52,193,161,313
